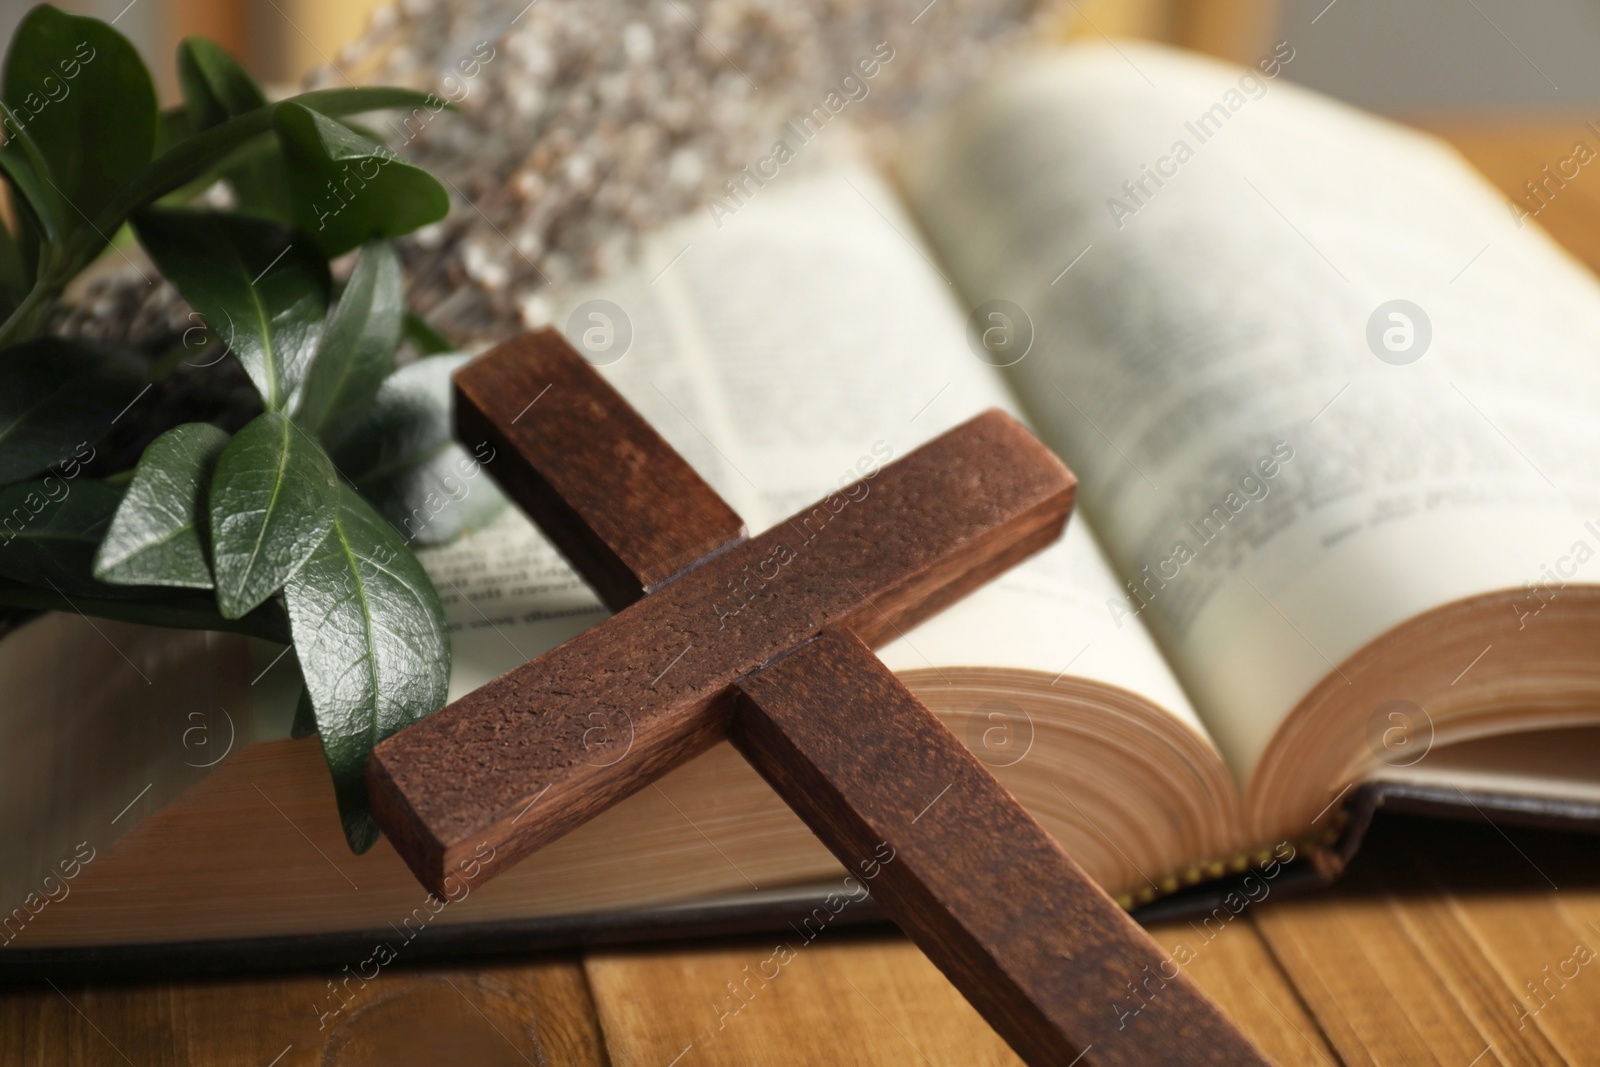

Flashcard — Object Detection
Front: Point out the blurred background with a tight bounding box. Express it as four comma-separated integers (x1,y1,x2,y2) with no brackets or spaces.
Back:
11,0,1600,337
0,0,382,95
2,0,1595,113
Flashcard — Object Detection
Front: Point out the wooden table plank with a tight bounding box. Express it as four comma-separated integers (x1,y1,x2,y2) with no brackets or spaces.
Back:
1380,822,1600,1066
1256,893,1495,1067
1468,890,1600,1063
585,935,1028,1067
0,959,607,1067
1144,918,1340,1067
582,920,1324,1067
1252,818,1600,1067
1385,890,1577,1067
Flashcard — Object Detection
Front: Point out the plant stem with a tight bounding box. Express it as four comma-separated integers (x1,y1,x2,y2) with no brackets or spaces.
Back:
0,275,57,349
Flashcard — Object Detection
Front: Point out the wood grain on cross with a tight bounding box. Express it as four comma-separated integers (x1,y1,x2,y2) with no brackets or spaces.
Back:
367,330,1269,1066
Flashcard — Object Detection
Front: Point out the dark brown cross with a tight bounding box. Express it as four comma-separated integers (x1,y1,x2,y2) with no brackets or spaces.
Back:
367,330,1269,1066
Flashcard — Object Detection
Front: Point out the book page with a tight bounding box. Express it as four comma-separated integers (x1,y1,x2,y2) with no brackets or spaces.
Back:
896,42,1600,779
1371,727,1600,808
416,160,1205,741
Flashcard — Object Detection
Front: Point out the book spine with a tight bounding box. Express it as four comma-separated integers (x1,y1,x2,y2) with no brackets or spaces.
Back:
1112,820,1343,911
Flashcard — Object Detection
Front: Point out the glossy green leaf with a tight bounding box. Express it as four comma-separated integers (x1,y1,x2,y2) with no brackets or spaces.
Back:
172,41,279,222
335,355,506,547
1,5,156,223
0,573,290,642
0,337,144,485
218,136,293,223
273,102,449,257
208,411,338,618
284,482,449,851
176,37,266,132
94,422,229,588
0,477,130,597
72,86,445,270
402,310,455,357
134,209,329,410
294,240,402,440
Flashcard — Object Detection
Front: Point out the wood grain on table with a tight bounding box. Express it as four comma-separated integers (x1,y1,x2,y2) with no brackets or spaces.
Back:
6,125,1600,1067
7,803,1597,1065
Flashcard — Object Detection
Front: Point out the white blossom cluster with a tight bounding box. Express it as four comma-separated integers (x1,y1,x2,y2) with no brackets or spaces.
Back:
64,0,1046,348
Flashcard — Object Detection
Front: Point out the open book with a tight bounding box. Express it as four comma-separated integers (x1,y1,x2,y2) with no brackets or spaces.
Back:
7,41,1600,964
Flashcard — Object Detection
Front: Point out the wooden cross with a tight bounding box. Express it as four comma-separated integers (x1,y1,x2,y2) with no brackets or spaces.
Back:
367,330,1269,1066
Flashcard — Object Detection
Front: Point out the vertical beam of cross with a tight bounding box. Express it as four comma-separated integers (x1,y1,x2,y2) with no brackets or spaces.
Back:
733,629,1267,1065
455,329,748,610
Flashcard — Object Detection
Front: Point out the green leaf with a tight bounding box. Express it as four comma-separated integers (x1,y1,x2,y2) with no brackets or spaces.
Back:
176,37,267,132
71,86,445,271
94,422,229,588
209,411,338,618
0,574,290,642
217,136,293,223
335,355,506,546
402,310,455,356
0,113,64,244
0,477,129,597
133,209,329,410
0,337,144,485
294,240,402,440
171,40,278,220
296,87,456,120
1,5,156,224
153,105,192,156
285,483,449,852
273,102,449,257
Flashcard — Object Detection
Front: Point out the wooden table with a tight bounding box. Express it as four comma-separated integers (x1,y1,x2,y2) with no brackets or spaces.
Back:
6,122,1600,1067
5,816,1597,1065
